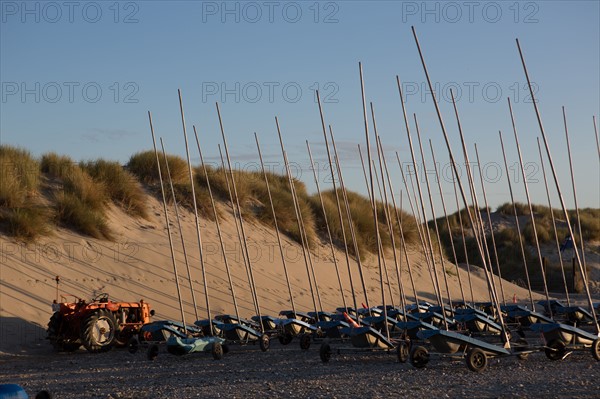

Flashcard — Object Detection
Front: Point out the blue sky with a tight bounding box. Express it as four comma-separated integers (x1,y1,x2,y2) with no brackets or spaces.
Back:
1,0,599,213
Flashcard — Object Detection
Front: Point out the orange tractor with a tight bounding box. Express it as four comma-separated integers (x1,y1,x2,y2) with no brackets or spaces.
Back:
47,293,153,353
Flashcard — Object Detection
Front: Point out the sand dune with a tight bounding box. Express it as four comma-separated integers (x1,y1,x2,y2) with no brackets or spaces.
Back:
0,195,544,355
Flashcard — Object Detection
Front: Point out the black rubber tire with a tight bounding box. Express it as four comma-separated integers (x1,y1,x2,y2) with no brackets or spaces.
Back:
320,343,331,363
147,344,159,360
278,332,293,345
397,341,409,363
46,312,62,348
47,312,80,352
80,310,118,353
127,337,139,354
545,339,566,361
466,347,488,372
212,342,224,360
222,344,230,354
410,345,429,369
259,334,270,352
591,339,600,361
516,338,529,361
299,334,311,351
35,391,52,399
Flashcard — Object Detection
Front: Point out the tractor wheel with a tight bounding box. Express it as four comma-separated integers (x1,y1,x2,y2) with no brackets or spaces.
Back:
466,348,488,372
299,334,311,351
409,346,429,369
397,341,409,363
591,339,600,361
212,342,224,360
545,339,566,361
47,312,80,352
278,332,293,345
319,343,332,363
259,334,270,352
147,344,159,360
80,310,117,353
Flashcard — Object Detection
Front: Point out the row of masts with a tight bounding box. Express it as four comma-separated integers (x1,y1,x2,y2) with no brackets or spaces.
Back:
147,27,599,339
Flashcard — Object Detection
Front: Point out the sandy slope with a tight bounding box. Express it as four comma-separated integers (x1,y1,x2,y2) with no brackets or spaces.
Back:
0,196,544,355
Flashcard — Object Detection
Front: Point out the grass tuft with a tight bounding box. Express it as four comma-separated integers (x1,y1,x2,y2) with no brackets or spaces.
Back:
128,150,189,185
54,192,112,240
81,159,148,218
0,145,50,241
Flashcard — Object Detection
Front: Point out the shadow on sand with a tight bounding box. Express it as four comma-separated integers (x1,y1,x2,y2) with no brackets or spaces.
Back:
0,317,51,355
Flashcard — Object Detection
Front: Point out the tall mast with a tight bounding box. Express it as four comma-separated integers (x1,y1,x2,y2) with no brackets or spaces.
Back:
316,91,358,312
379,137,420,308
275,117,321,316
411,26,509,345
429,140,466,304
329,125,371,309
499,131,535,310
160,138,198,321
508,98,553,317
473,143,506,306
516,39,598,334
179,90,210,328
563,107,587,282
216,103,263,330
358,63,388,340
536,137,571,306
148,112,187,333
306,140,348,311
255,133,298,318
194,128,241,323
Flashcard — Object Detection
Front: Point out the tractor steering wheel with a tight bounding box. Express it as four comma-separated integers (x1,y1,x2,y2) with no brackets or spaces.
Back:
93,293,110,303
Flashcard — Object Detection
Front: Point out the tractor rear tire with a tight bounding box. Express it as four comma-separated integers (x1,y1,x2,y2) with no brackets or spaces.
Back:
47,312,80,352
81,310,118,353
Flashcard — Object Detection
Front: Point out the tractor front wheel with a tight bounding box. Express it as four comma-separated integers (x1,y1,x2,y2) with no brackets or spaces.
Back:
81,310,117,353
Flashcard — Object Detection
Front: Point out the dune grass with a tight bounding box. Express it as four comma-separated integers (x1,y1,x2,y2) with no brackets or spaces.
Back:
497,202,600,243
0,146,40,207
313,189,418,260
0,146,51,241
249,170,317,246
54,191,112,240
0,151,152,241
127,149,424,253
81,159,148,218
439,204,598,292
128,150,189,185
6,145,594,275
40,153,113,239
